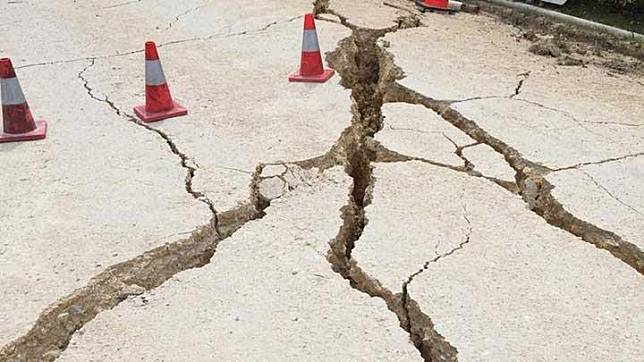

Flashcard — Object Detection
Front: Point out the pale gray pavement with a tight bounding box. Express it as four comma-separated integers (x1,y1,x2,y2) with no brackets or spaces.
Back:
1,0,642,361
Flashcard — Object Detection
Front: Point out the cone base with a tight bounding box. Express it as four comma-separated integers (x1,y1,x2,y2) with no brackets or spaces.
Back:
0,120,47,144
288,68,335,83
133,101,187,123
415,0,450,10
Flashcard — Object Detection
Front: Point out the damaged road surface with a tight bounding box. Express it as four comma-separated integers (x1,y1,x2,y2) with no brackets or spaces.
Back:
1,0,643,360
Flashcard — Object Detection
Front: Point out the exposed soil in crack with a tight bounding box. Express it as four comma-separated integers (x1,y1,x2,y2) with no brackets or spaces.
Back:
402,208,472,347
369,139,519,194
319,7,458,361
0,148,344,361
384,82,644,274
0,164,269,361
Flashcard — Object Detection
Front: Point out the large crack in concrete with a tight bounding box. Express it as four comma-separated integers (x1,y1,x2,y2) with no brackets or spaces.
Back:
0,160,273,360
6,2,641,360
1,53,346,360
384,83,644,274
315,4,459,360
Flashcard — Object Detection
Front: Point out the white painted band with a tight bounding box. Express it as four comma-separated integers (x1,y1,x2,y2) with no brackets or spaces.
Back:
0,77,27,106
302,30,320,52
145,60,167,86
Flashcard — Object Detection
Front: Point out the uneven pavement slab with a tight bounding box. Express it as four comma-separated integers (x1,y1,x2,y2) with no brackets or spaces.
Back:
354,161,644,360
383,9,643,271
59,168,420,361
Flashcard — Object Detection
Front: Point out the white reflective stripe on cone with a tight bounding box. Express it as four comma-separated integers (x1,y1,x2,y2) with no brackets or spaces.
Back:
0,77,27,106
302,29,320,52
145,60,167,86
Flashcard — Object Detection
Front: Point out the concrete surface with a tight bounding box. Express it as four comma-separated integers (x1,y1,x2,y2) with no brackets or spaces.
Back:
1,0,643,360
59,168,420,361
462,144,516,182
547,157,644,250
378,103,475,167
1,0,351,347
83,19,351,211
356,161,643,360
0,53,211,346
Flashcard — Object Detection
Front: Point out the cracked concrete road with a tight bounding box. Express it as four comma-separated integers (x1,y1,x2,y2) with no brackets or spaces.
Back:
60,168,419,361
1,0,643,360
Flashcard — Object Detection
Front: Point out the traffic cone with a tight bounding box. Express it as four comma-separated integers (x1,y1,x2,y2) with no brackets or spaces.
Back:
288,14,335,83
133,41,187,123
416,0,450,11
0,58,47,143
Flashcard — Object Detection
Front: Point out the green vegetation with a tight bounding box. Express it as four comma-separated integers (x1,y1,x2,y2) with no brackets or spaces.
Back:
546,0,644,33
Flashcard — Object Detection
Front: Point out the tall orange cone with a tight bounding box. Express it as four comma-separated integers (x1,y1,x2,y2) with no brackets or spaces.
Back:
0,58,47,143
288,14,335,83
416,0,450,11
133,41,187,123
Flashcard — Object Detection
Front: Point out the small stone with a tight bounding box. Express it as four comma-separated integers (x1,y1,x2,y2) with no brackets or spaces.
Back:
121,284,146,297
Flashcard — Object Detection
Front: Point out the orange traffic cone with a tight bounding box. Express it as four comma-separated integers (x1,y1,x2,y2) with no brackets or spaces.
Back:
133,41,187,123
416,0,450,11
0,58,47,143
288,14,335,83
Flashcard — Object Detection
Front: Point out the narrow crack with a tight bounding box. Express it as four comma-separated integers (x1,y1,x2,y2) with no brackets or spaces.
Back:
578,169,644,218
16,17,302,71
402,206,472,340
369,139,519,194
77,58,220,235
384,82,644,274
317,4,458,360
442,134,477,171
552,151,644,172
511,71,530,98
164,1,213,31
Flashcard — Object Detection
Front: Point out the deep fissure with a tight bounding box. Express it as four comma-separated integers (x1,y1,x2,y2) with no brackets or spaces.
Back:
320,9,458,361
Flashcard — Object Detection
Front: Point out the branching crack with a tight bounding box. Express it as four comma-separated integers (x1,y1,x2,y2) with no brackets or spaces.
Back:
0,151,341,360
318,4,457,360
402,207,472,342
384,82,644,274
